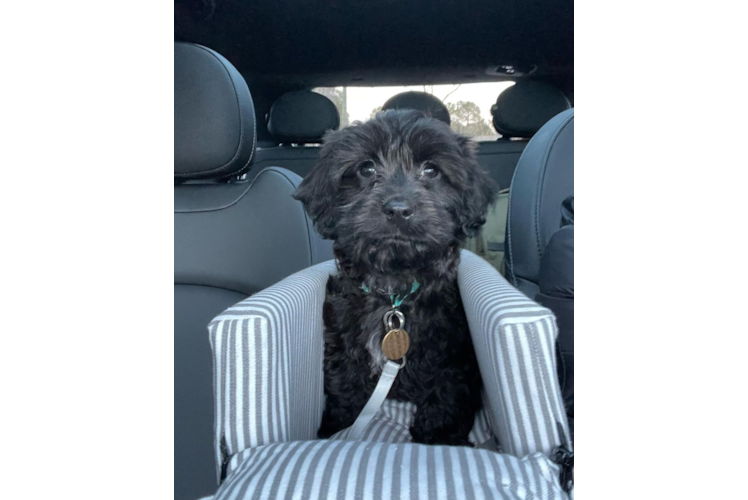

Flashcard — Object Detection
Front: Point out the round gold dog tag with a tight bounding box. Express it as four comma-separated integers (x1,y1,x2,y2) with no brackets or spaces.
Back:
381,329,410,360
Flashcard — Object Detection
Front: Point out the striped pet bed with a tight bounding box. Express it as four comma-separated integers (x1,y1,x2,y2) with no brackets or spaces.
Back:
208,250,572,498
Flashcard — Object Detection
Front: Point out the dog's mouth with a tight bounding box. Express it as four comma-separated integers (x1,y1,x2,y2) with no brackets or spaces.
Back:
358,236,443,271
335,206,458,273
371,218,444,242
371,234,431,250
357,221,454,254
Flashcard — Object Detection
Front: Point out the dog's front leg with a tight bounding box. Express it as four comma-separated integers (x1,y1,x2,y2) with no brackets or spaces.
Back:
317,355,373,439
318,393,368,438
410,370,480,446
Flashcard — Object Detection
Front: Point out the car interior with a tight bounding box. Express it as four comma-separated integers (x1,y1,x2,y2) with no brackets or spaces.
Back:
175,1,573,498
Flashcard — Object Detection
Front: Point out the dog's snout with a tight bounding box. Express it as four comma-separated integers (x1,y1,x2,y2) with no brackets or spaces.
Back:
383,198,413,220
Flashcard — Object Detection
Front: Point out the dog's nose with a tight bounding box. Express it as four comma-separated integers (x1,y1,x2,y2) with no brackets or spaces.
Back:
383,198,413,220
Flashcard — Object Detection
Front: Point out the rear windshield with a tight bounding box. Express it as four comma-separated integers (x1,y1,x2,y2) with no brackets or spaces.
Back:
314,82,514,141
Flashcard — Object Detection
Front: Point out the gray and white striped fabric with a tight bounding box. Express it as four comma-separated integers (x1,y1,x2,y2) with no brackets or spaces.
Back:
458,251,571,457
208,260,335,480
208,250,571,491
214,440,567,500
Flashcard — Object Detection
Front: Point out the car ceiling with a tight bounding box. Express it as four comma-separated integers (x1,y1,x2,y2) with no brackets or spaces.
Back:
175,0,573,92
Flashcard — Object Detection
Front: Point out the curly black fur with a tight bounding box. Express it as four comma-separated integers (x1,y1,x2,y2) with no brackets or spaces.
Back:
294,110,498,446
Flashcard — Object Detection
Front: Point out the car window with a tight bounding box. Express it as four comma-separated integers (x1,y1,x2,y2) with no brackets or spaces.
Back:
314,82,515,141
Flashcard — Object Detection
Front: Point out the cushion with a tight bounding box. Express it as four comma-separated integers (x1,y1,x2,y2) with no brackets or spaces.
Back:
215,440,568,500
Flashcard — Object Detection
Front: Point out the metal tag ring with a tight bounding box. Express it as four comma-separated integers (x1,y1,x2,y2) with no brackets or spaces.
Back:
382,310,392,329
384,310,405,331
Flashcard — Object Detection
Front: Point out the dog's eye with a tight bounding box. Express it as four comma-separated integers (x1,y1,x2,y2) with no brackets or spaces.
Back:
358,161,376,178
420,162,439,179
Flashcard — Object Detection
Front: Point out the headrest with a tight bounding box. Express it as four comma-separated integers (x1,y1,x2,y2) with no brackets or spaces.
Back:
382,92,451,125
491,81,570,138
267,91,340,143
174,42,256,181
505,108,574,298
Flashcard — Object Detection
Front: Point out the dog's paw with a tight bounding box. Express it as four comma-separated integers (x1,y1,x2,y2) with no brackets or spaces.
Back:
410,426,473,447
317,423,338,440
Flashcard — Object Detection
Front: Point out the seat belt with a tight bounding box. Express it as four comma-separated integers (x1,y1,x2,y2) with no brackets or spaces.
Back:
347,358,404,439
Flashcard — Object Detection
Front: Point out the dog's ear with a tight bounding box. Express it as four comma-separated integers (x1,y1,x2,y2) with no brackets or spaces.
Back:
455,135,499,238
293,130,344,239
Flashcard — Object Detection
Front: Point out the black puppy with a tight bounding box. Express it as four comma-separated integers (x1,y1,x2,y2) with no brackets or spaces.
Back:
294,110,497,446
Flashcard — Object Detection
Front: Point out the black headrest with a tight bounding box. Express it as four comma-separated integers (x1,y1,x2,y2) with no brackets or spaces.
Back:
505,108,574,297
267,91,340,143
174,42,256,181
491,81,570,138
382,91,451,125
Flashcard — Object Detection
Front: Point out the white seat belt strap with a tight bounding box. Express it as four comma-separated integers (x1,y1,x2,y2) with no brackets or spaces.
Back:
347,359,403,440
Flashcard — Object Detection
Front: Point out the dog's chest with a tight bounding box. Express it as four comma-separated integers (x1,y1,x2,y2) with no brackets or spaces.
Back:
365,322,389,371
322,277,464,376
360,300,446,374
352,303,401,372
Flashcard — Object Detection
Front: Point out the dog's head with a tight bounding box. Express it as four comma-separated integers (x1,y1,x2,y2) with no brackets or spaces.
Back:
294,110,498,274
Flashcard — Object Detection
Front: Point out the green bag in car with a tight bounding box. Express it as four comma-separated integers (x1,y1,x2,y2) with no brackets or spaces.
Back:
464,188,510,274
